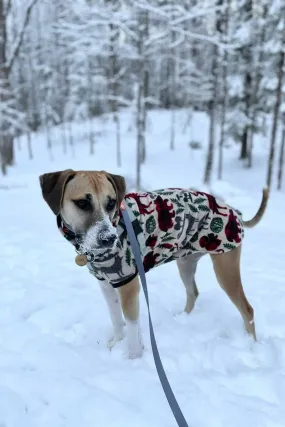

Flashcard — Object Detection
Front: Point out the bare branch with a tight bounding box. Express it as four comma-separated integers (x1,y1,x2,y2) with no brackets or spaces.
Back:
6,0,39,71
5,0,12,16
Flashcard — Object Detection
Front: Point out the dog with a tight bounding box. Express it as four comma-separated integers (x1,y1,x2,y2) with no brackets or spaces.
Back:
39,169,269,359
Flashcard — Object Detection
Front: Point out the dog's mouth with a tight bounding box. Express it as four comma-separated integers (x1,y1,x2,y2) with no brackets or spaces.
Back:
77,220,118,254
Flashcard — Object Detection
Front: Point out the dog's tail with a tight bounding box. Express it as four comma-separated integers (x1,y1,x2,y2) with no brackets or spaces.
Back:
243,187,269,228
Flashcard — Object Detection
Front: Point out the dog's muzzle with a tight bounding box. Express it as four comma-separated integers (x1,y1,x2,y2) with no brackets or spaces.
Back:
97,229,117,248
80,219,118,253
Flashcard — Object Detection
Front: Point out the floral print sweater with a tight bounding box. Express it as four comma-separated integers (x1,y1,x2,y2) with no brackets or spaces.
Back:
58,188,244,288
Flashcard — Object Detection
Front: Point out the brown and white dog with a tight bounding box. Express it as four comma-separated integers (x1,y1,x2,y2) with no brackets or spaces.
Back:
39,169,268,359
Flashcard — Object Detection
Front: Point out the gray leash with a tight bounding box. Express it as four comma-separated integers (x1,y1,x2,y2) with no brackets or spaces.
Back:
121,208,189,427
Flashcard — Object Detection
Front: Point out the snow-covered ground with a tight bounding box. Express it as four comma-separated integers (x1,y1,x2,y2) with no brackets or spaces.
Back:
1,110,285,427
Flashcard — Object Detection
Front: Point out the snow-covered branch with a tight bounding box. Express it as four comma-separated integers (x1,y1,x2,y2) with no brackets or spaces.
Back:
6,0,39,71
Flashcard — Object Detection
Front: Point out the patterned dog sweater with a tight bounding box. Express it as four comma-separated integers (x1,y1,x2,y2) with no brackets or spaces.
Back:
58,188,244,288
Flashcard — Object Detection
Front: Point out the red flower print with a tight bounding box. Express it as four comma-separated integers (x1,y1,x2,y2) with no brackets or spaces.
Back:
143,252,160,272
225,209,242,243
199,233,222,251
146,235,158,248
154,196,175,232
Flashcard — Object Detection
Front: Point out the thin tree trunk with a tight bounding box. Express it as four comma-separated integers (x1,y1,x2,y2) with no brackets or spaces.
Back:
182,109,193,134
0,136,7,175
240,128,248,160
277,121,285,190
218,0,231,180
267,27,285,190
115,113,121,167
247,6,268,168
247,127,254,168
140,11,149,164
44,102,53,161
27,132,33,159
4,135,14,165
68,121,75,157
218,89,226,179
204,47,218,184
170,109,175,151
240,60,252,159
61,121,67,154
136,9,148,190
89,117,95,155
0,0,14,172
169,18,176,151
136,80,145,190
0,0,38,174
107,3,122,167
87,56,95,155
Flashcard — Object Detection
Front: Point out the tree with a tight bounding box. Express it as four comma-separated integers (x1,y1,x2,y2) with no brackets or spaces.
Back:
277,114,285,190
267,7,285,190
0,0,38,174
218,0,232,180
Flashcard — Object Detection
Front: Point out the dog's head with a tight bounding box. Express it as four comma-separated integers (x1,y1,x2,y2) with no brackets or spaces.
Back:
39,169,126,253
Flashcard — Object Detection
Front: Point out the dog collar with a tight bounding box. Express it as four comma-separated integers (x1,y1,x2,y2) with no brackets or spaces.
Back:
57,215,77,245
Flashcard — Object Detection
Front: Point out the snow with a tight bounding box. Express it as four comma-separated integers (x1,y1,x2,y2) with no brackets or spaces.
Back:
1,109,285,427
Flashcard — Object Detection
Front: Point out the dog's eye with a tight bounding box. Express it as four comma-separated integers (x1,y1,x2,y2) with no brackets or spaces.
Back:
106,199,116,212
73,199,92,211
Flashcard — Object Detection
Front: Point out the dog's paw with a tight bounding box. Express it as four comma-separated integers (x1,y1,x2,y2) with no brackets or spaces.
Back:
128,344,144,359
107,330,125,350
128,333,144,359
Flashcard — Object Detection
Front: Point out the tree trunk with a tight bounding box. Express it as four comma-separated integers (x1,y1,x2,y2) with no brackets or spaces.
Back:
240,128,248,160
108,6,122,167
61,121,67,154
0,0,38,174
27,132,33,159
0,0,14,173
89,118,95,155
68,121,75,157
170,109,175,151
240,69,252,160
140,10,149,164
267,29,285,190
44,104,53,161
136,9,148,190
277,121,285,190
169,18,176,151
204,46,218,185
247,127,254,168
218,0,231,180
247,6,268,168
115,113,121,168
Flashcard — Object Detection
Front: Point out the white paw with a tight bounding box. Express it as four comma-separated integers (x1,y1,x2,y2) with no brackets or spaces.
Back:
107,329,125,350
128,343,144,359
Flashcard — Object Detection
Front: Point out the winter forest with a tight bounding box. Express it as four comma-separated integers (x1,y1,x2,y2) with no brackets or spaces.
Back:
1,0,285,190
2,1,285,426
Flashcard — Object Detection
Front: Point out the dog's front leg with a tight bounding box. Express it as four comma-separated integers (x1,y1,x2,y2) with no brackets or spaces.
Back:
118,276,143,359
99,280,125,349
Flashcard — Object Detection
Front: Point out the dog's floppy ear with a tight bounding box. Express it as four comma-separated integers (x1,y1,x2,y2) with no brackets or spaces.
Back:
39,169,75,215
104,172,126,208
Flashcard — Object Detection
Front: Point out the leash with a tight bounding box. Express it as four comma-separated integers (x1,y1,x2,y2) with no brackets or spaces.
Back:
121,208,189,427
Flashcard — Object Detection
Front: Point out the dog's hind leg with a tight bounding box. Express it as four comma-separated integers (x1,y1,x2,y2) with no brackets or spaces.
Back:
177,253,204,313
210,245,256,340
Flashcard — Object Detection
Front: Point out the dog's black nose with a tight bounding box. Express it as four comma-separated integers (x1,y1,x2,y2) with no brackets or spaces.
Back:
98,233,116,248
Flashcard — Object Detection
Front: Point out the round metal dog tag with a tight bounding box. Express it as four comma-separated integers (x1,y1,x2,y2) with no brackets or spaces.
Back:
75,254,87,266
